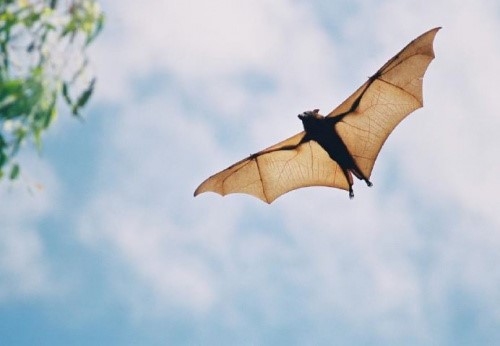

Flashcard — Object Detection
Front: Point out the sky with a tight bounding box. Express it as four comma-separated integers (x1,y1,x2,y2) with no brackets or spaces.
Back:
1,0,500,344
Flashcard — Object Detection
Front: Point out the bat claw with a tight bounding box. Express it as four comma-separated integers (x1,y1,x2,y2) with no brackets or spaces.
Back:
349,189,354,199
366,180,373,187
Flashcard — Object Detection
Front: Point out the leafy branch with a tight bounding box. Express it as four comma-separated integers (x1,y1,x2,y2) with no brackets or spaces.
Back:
0,0,104,180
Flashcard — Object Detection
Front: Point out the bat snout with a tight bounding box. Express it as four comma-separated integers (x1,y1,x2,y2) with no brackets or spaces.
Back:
298,111,313,120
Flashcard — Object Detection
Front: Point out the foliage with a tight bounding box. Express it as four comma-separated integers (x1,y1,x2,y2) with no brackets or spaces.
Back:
0,0,104,180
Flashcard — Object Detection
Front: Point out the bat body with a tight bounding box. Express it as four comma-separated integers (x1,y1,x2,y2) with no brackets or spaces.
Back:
195,27,440,203
298,109,372,198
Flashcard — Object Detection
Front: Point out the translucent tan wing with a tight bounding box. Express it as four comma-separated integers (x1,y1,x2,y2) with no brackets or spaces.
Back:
194,132,349,203
195,27,440,203
328,27,440,179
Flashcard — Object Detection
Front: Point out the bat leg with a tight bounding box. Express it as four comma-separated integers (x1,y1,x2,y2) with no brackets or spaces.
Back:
350,167,372,187
341,167,355,199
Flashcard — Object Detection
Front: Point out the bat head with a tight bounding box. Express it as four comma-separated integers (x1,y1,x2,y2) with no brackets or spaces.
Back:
298,109,324,122
298,109,324,133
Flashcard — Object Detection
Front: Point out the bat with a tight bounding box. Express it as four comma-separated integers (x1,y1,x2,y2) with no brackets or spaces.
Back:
194,27,440,203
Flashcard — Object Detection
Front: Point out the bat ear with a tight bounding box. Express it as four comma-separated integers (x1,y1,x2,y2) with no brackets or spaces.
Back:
313,109,319,113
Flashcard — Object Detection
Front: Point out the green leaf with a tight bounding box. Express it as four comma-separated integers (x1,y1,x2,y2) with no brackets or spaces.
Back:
0,151,7,169
0,94,17,114
85,14,105,46
22,11,42,28
62,81,72,106
9,163,19,180
33,128,42,151
0,79,23,97
11,127,27,155
1,40,9,70
0,135,6,148
72,78,95,115
42,93,58,128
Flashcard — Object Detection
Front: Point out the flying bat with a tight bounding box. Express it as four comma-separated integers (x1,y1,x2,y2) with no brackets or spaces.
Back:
194,27,440,203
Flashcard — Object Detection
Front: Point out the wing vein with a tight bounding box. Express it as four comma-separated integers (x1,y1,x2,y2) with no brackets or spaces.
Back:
255,156,269,203
377,78,422,106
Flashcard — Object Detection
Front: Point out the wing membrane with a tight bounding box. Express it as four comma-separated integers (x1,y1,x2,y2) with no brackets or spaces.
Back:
195,27,440,203
328,27,440,178
194,132,348,203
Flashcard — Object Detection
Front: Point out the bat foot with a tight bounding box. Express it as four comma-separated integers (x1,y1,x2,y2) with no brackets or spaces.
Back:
349,189,354,199
366,180,373,187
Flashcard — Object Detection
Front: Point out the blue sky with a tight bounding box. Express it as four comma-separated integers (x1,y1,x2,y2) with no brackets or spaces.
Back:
2,0,500,344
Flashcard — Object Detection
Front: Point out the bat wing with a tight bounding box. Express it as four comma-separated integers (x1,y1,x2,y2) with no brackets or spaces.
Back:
194,132,350,203
327,27,440,179
195,27,440,203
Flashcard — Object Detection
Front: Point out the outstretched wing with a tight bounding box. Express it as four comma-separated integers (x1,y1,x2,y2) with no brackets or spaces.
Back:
328,27,440,179
194,132,350,203
195,27,440,203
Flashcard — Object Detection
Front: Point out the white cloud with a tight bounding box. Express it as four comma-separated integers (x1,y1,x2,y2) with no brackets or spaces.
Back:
77,95,246,315
79,194,218,315
0,157,60,301
93,0,338,118
0,227,52,300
